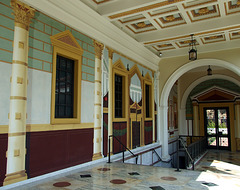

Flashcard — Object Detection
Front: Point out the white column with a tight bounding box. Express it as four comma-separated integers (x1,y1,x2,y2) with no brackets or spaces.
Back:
107,47,113,154
92,40,104,160
4,0,35,186
159,105,171,161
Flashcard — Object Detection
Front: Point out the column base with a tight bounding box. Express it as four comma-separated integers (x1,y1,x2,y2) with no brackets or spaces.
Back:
92,152,102,160
3,170,27,186
161,154,171,162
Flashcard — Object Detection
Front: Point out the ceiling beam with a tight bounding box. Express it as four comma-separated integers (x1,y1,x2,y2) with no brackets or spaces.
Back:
136,14,240,43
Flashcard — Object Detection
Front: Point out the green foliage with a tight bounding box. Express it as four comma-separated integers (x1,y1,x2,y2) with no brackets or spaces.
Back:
207,120,215,128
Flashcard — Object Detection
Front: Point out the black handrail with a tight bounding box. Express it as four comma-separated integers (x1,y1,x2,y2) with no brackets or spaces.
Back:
176,136,207,171
107,135,138,164
179,137,195,170
152,149,172,163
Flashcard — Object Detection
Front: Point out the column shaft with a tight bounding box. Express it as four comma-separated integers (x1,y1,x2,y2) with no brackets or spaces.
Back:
107,47,113,154
92,40,104,160
4,0,34,185
192,101,199,136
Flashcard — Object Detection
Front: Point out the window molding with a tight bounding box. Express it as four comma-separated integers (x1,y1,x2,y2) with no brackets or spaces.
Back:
112,59,128,122
50,30,83,124
144,72,153,120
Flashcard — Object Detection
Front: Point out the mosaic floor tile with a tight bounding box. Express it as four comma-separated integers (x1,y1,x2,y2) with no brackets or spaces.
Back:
110,179,127,184
53,181,71,187
16,150,240,190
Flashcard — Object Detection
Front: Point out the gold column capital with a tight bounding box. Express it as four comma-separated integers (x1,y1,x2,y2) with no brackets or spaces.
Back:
192,99,199,106
11,0,35,31
93,40,104,60
106,46,114,59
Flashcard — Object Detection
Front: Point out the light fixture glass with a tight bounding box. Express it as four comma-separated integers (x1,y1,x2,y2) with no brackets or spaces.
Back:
189,34,197,61
207,65,212,76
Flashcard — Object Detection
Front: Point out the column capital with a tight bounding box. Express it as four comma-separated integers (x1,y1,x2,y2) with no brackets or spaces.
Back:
93,40,104,60
192,99,199,106
106,46,114,59
11,0,35,31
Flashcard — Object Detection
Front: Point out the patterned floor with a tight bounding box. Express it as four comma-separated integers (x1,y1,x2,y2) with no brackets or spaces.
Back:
15,150,240,190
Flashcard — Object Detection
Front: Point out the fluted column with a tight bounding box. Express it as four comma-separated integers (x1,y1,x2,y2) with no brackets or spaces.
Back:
192,100,199,136
92,40,104,160
4,0,35,185
107,47,114,155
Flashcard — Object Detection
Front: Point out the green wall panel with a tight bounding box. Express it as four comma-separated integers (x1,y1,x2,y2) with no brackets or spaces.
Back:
0,38,12,52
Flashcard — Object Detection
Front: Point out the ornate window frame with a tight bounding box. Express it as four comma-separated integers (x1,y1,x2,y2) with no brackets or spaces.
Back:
50,30,83,124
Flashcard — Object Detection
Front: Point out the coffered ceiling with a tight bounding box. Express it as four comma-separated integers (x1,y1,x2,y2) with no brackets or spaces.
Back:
21,0,240,69
81,0,240,57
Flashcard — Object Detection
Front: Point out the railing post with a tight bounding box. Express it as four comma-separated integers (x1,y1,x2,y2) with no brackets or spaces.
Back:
107,136,111,163
175,138,181,172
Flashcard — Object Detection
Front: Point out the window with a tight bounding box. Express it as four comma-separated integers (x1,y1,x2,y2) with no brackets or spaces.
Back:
55,55,74,118
145,83,152,118
145,84,150,118
50,30,83,124
115,74,123,118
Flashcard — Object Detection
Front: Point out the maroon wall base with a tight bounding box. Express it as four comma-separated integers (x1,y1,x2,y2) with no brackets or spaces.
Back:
103,113,108,157
26,128,93,178
0,134,8,186
144,121,153,145
113,122,127,154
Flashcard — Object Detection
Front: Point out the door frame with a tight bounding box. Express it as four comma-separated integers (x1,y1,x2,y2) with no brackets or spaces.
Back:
199,102,236,151
203,107,231,150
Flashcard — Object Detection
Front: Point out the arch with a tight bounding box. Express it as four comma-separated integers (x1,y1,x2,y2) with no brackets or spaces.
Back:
160,59,240,107
180,74,240,110
158,59,240,159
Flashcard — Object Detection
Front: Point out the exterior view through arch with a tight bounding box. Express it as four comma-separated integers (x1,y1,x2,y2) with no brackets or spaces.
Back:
159,59,240,157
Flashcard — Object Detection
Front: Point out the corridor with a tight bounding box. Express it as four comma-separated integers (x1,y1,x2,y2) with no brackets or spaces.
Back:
2,150,240,190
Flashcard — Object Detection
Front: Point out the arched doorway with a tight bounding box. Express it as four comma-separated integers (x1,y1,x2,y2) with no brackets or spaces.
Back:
159,59,240,157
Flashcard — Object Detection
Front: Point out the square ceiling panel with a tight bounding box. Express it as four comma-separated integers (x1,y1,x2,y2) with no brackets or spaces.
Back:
119,14,145,24
229,30,240,40
176,38,199,48
155,13,186,28
225,0,240,15
187,5,220,22
126,20,157,34
148,5,178,17
201,33,226,44
152,43,175,51
182,0,218,8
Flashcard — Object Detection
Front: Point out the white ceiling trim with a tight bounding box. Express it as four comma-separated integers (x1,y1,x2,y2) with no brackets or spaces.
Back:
21,0,159,70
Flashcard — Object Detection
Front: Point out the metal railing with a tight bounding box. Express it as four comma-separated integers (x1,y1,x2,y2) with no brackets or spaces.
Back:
152,149,172,163
176,136,207,171
107,135,138,164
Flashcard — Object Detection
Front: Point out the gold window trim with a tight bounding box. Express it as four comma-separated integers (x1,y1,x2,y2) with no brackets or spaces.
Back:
50,30,83,124
144,72,153,120
112,59,129,122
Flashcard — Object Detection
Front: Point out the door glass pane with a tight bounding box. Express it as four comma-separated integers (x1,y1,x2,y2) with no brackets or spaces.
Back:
208,137,216,146
219,137,228,147
218,109,228,135
206,109,216,135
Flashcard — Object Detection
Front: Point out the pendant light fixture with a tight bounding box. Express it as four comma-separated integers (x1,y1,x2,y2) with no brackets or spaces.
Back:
207,65,212,76
189,34,197,61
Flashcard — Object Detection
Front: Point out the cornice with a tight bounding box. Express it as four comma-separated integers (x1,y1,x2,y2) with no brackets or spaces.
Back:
20,0,159,71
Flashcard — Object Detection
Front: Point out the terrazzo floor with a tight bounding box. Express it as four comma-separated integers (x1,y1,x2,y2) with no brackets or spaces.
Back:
14,150,240,190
